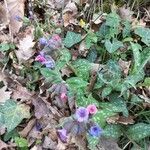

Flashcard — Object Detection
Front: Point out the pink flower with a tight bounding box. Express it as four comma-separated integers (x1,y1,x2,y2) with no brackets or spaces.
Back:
60,93,68,102
35,55,46,62
52,34,61,42
87,104,97,115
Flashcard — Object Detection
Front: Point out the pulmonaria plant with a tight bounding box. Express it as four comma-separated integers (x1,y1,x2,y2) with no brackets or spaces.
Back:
57,105,102,142
35,52,55,69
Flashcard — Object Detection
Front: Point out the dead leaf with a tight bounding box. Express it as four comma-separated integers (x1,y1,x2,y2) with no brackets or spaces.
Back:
42,136,57,149
117,116,135,125
56,139,66,150
97,137,122,150
0,139,8,150
71,136,87,150
132,18,146,29
0,86,11,103
0,72,11,103
19,118,36,137
32,97,50,119
92,13,103,24
118,6,133,22
61,66,73,77
16,26,35,63
63,2,78,27
11,83,33,102
118,59,131,76
107,115,135,125
7,0,25,34
0,3,9,30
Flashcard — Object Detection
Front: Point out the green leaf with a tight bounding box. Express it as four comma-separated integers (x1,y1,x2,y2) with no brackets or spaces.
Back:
105,12,121,28
142,77,150,86
140,47,150,69
15,137,28,148
64,31,82,48
135,27,150,46
0,43,10,52
92,109,116,127
85,32,98,49
76,94,99,107
40,68,62,83
102,86,112,98
4,129,19,141
72,59,91,81
121,70,145,94
103,124,122,139
98,60,121,85
97,23,110,39
105,39,123,53
99,95,128,117
0,99,30,132
87,134,99,150
66,77,88,90
127,123,150,141
56,48,71,69
130,42,142,74
122,21,131,38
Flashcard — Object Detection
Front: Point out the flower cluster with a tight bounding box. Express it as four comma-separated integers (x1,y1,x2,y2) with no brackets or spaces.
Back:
35,52,55,69
39,34,62,50
57,104,102,142
35,34,62,68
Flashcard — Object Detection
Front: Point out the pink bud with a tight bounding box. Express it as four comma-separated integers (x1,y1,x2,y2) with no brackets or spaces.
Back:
60,93,68,102
52,35,61,42
35,55,46,62
87,104,97,115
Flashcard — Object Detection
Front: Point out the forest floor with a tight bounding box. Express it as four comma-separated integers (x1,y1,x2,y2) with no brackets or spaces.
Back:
0,0,150,150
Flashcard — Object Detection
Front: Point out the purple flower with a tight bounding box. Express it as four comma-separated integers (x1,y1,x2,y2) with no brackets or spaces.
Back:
39,37,47,45
75,107,89,122
14,15,22,22
57,128,67,143
89,125,102,137
35,53,55,69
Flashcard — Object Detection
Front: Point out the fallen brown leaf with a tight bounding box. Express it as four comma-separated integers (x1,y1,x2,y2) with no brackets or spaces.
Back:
16,26,35,63
118,6,133,22
118,59,131,76
42,136,57,149
0,72,12,103
61,66,73,77
7,0,25,35
0,3,9,31
32,97,50,119
63,2,78,27
11,83,33,102
19,118,36,138
0,139,8,150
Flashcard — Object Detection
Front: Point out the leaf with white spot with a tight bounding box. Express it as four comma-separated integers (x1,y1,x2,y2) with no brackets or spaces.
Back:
66,77,88,89
0,99,30,132
72,59,91,81
92,109,117,127
130,42,141,74
103,124,122,139
127,123,150,141
64,31,82,48
135,27,150,46
105,39,123,53
16,26,35,63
